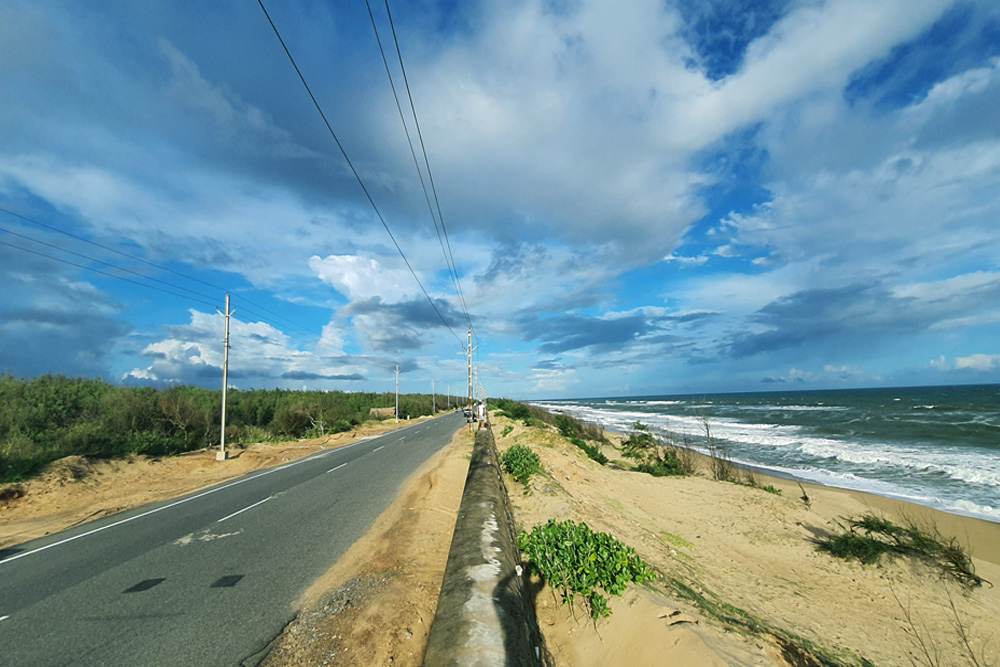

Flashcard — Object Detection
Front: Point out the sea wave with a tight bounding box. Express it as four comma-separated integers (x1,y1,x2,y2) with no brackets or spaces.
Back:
738,405,850,412
528,398,1000,523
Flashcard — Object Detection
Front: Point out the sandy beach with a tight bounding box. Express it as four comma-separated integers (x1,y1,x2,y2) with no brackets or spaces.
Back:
494,412,1000,667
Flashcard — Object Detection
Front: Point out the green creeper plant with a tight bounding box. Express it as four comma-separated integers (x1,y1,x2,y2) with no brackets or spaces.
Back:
518,519,654,619
501,444,543,485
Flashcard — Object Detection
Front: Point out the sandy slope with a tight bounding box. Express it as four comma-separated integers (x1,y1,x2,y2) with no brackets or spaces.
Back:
494,413,1000,667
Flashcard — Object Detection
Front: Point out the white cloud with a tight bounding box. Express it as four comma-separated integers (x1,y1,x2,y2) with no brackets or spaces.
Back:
530,367,577,394
955,354,1000,371
309,254,416,302
125,310,360,386
676,0,950,147
663,253,708,266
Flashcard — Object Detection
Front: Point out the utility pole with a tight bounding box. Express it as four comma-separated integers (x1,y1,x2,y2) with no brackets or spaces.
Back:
216,294,234,461
432,379,436,413
395,364,400,423
463,329,477,433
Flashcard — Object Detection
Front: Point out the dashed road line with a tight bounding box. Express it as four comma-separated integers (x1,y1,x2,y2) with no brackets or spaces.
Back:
327,463,348,474
373,445,384,452
217,496,273,523
0,615,9,622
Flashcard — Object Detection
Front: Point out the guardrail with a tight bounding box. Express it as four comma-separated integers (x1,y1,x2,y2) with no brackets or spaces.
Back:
423,425,542,666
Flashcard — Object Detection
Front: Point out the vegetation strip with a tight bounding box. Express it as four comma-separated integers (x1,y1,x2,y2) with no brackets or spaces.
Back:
1,373,442,483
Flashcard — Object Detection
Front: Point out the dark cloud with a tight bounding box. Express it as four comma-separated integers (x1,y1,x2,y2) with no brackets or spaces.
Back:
521,313,650,354
727,282,903,358
724,274,1000,361
281,370,365,381
344,296,466,331
0,246,131,378
342,296,467,353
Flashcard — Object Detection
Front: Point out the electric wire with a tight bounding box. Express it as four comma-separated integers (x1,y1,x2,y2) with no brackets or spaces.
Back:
0,205,227,293
381,0,475,335
0,206,329,345
363,0,462,316
0,224,220,303
0,236,324,347
257,0,462,345
0,240,219,309
365,0,469,334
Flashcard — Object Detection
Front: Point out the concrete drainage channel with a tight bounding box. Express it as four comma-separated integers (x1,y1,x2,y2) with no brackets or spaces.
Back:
423,426,544,666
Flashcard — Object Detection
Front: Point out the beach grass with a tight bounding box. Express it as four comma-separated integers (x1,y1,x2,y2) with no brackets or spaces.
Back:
818,514,986,588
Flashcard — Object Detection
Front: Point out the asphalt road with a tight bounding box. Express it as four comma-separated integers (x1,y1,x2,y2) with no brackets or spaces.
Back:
0,411,467,666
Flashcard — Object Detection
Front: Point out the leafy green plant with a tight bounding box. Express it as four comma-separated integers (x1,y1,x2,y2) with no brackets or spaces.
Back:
501,444,543,485
501,425,514,438
518,519,653,619
762,484,782,495
817,514,985,588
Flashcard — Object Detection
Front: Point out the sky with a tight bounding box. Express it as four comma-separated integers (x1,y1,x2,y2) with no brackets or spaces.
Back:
1,0,999,399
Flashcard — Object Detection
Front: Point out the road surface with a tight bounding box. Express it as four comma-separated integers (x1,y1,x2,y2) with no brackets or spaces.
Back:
0,412,465,666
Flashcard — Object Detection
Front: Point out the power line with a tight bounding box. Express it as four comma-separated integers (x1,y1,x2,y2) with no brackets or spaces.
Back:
0,240,219,309
364,0,470,333
0,223,219,303
257,0,462,344
0,205,228,293
381,0,474,334
0,205,330,346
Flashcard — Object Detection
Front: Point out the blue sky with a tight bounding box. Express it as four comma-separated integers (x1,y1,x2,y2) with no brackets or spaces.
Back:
1,0,999,399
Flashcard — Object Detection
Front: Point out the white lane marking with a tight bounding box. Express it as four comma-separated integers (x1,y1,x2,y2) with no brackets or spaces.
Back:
0,447,331,567
373,445,384,452
0,615,9,622
327,463,348,474
217,496,273,523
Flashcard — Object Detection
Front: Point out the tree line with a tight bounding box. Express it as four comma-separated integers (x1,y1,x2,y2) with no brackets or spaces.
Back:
0,374,444,483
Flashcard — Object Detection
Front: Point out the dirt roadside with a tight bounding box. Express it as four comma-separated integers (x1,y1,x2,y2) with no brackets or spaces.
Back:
262,426,473,666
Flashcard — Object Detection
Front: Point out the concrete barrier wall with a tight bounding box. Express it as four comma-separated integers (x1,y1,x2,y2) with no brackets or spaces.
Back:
423,427,541,666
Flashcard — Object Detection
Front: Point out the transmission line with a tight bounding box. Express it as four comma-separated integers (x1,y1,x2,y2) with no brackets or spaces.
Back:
0,240,219,309
381,0,474,334
364,0,469,331
1,205,329,346
257,0,462,344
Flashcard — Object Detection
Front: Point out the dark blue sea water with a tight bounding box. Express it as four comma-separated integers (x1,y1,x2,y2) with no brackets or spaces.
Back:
533,384,1000,523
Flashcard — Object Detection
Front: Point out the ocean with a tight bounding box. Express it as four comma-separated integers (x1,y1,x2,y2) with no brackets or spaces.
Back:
531,384,1000,524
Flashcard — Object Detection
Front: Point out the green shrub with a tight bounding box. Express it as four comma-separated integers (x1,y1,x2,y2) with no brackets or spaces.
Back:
501,444,543,485
518,519,654,619
501,425,514,438
762,484,782,495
